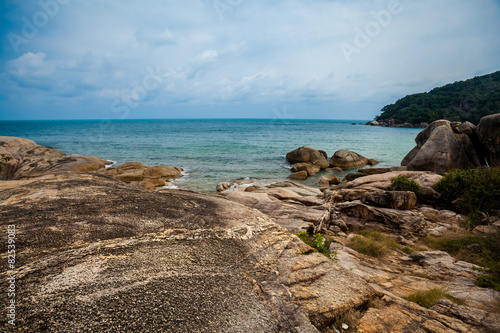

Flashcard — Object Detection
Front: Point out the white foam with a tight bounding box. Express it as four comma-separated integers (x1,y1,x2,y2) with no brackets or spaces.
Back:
105,160,117,168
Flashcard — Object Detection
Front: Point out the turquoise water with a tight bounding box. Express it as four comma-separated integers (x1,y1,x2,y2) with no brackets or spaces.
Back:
0,119,420,192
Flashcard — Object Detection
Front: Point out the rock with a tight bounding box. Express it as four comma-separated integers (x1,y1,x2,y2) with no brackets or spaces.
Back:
316,174,340,187
315,178,330,187
234,178,256,185
362,191,417,210
219,182,328,233
291,162,321,176
288,170,308,180
286,146,330,169
0,172,382,332
340,171,443,191
367,158,380,165
477,113,500,167
329,149,370,169
325,167,342,173
410,251,455,267
454,121,476,135
143,165,183,179
244,185,261,192
107,162,182,186
402,120,484,174
216,181,233,192
0,136,111,180
432,299,500,332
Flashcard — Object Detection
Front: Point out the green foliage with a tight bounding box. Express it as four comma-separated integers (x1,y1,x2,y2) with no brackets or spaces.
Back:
387,175,422,197
434,168,500,228
403,288,463,308
425,231,500,292
0,154,13,172
295,232,335,260
376,70,500,124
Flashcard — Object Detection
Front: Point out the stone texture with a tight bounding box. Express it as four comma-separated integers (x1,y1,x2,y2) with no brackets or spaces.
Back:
291,162,321,176
477,113,500,167
0,136,110,180
286,146,330,169
329,149,369,169
288,170,308,180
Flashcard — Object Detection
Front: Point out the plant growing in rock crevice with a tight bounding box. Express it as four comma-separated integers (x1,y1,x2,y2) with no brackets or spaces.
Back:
0,154,12,172
387,175,422,197
403,287,464,308
295,232,336,260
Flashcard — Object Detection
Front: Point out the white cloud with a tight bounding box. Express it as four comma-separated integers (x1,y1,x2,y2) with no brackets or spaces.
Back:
1,0,499,119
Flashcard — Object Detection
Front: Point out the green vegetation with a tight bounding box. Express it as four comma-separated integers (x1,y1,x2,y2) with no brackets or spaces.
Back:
376,70,500,124
403,287,464,308
425,231,500,291
387,175,422,197
0,154,12,172
346,229,424,258
295,232,335,260
433,168,500,228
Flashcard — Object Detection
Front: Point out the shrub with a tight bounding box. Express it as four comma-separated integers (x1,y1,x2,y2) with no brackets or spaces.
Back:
387,175,422,197
434,168,500,228
404,287,463,308
295,232,335,260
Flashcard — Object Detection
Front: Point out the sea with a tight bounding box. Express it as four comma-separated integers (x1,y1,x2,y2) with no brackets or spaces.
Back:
0,119,420,193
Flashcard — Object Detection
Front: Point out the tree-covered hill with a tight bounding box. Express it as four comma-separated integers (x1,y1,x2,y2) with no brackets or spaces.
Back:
376,71,500,125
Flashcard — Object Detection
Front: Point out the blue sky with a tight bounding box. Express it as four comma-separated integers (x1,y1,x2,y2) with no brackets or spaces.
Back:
1,0,499,120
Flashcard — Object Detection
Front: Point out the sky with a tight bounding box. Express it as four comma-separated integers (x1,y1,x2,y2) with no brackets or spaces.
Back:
0,0,499,120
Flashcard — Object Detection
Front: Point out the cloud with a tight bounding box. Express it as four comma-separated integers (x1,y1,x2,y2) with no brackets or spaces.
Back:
0,0,499,120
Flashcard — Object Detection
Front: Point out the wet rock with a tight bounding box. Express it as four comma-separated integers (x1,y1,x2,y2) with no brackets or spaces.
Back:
216,181,234,192
288,170,308,180
291,162,321,176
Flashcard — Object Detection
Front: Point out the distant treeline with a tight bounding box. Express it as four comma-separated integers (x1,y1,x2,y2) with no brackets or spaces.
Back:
376,70,500,125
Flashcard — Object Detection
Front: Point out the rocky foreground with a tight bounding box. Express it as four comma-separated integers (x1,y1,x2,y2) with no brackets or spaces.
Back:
1,123,500,332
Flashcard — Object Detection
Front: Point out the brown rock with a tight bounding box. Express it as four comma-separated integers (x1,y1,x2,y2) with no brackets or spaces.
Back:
0,136,111,180
291,162,321,176
316,174,340,187
286,146,330,169
329,149,369,169
216,181,234,192
402,120,484,174
362,191,417,210
288,170,308,180
143,165,183,180
477,113,500,167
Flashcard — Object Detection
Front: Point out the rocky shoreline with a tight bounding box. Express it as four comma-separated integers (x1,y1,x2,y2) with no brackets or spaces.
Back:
1,114,499,332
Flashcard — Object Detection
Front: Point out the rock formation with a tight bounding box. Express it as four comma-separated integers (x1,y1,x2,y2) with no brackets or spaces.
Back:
0,136,110,180
329,149,378,169
286,146,330,170
477,113,500,167
402,113,500,173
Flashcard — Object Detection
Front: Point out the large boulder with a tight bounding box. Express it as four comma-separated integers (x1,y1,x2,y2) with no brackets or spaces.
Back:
105,162,183,188
401,120,482,174
286,146,330,169
0,136,110,180
0,173,379,331
329,149,369,169
477,113,500,167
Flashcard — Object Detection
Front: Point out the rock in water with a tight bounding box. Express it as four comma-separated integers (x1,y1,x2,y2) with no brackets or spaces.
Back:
286,146,330,169
478,113,500,167
329,149,369,169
